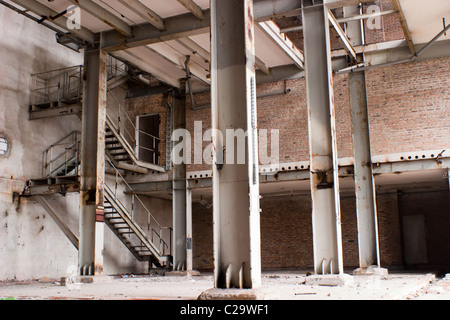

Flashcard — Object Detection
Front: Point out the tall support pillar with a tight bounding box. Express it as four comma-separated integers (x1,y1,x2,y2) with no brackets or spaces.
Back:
302,3,343,275
79,48,108,276
172,80,187,271
186,187,193,271
210,0,261,289
344,5,381,269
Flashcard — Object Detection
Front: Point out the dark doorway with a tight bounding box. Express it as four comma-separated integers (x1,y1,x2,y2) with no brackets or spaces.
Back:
137,114,160,164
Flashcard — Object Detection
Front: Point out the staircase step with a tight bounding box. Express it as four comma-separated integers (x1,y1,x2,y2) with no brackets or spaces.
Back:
107,146,126,151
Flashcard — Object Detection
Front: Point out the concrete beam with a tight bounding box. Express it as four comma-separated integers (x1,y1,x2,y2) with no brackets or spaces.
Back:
79,48,108,276
116,0,165,30
211,0,261,289
302,3,343,275
68,0,132,37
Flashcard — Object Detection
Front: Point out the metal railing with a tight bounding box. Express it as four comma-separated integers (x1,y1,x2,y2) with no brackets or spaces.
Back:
31,66,83,107
105,155,171,257
106,88,163,166
42,131,81,178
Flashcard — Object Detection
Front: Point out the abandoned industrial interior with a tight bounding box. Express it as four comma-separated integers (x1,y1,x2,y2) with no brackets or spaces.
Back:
0,0,449,302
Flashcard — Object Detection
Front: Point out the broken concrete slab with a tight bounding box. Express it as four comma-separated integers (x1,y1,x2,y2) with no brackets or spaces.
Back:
304,274,354,287
164,270,202,277
353,265,389,277
60,275,114,286
198,287,279,300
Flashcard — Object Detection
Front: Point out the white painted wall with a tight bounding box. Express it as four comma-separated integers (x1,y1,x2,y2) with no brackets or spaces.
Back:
0,6,83,281
0,6,163,280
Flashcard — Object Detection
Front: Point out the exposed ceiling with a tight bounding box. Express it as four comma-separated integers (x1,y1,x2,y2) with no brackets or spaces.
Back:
399,0,450,45
3,0,450,90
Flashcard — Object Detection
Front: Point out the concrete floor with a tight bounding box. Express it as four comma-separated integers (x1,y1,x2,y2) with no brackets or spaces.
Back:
0,271,449,300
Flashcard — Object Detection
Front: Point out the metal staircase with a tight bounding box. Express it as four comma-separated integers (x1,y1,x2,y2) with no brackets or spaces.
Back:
23,132,172,269
104,157,172,268
22,60,172,270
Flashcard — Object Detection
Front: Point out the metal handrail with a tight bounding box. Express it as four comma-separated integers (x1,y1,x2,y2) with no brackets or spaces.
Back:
105,155,170,255
31,66,83,106
42,131,81,178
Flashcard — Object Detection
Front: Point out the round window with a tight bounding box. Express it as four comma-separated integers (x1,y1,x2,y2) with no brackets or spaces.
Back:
0,137,9,157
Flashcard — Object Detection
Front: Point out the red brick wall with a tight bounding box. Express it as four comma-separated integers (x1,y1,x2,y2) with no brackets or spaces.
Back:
192,191,406,271
366,58,450,155
181,57,450,171
126,55,450,273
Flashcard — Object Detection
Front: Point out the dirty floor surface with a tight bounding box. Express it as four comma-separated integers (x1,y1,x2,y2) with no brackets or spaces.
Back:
0,271,449,300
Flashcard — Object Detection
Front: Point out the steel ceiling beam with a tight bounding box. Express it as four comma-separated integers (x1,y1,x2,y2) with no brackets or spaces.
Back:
116,0,165,30
176,37,271,75
100,0,307,52
327,8,357,61
145,44,210,84
68,0,132,37
175,0,204,20
281,10,397,33
258,21,305,69
9,0,94,43
113,50,181,88
391,0,415,55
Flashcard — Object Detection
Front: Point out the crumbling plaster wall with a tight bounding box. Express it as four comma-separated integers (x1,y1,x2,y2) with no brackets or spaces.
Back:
0,7,148,280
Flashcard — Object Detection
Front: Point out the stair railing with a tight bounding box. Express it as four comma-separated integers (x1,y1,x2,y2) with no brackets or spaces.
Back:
42,131,81,178
106,88,163,165
31,65,83,107
105,155,172,256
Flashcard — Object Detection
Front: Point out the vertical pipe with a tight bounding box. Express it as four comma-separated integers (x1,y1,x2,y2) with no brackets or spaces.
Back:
211,0,261,289
302,3,343,275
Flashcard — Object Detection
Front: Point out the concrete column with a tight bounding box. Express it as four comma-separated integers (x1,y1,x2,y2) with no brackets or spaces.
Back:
172,80,187,271
344,5,381,269
302,3,344,275
210,0,262,289
79,48,108,276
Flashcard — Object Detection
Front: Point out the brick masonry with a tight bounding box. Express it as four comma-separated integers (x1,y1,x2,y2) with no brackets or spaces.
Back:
126,56,450,271
124,9,450,270
191,190,415,271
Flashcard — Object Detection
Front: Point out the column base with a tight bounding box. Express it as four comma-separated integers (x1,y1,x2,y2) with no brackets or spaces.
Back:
305,274,354,287
353,266,388,277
